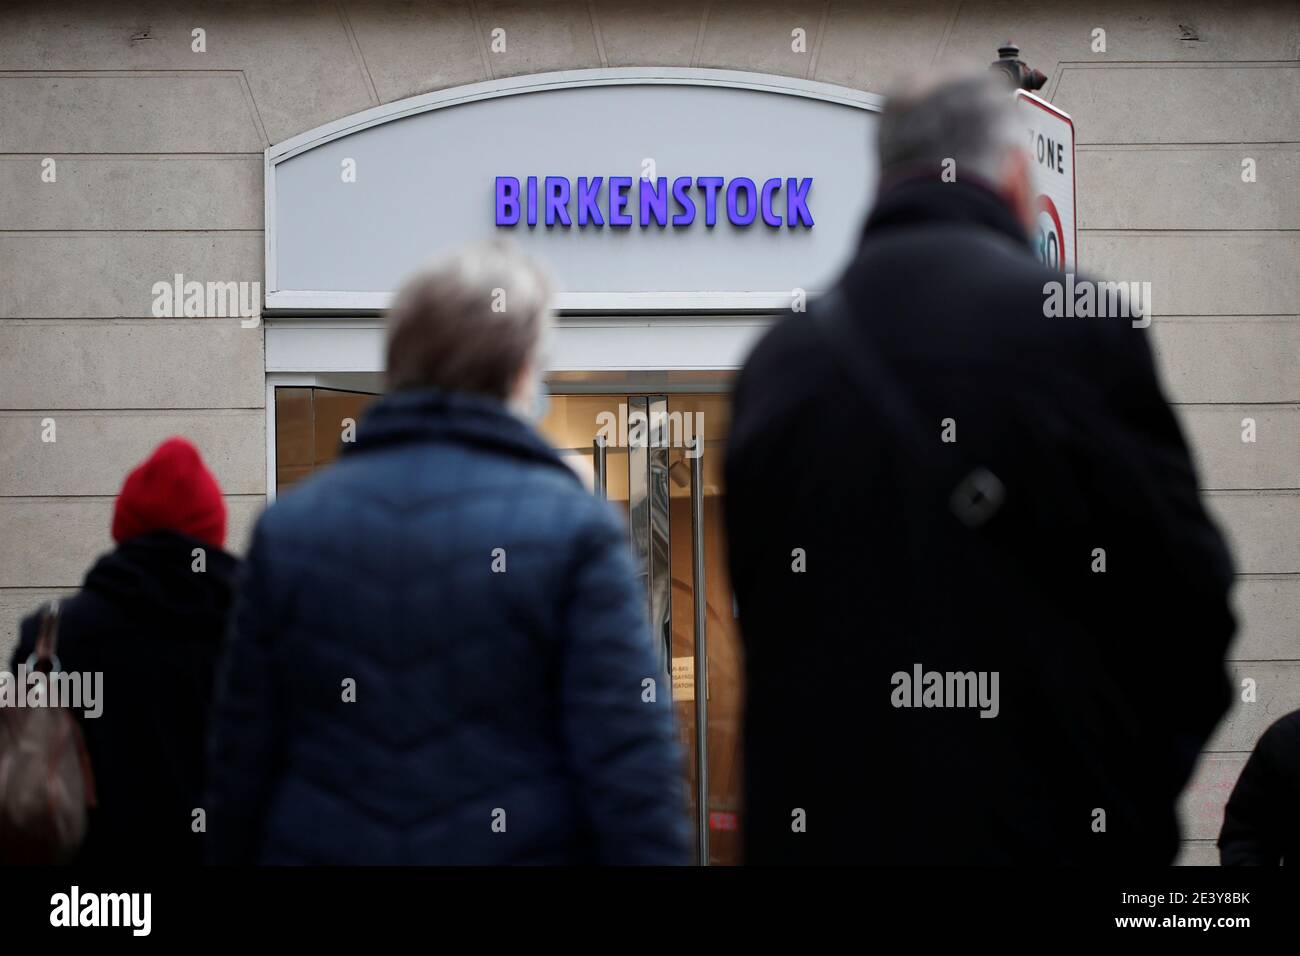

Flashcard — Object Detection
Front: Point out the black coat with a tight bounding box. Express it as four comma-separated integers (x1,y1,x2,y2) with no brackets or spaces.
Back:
724,179,1236,864
1219,709,1300,864
205,388,688,865
11,531,237,865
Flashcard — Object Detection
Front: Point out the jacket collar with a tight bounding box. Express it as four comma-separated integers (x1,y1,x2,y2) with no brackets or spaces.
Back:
861,177,1032,253
345,387,577,482
85,530,237,624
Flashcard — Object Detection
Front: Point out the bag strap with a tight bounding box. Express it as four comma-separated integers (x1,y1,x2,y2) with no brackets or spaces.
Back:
31,600,61,673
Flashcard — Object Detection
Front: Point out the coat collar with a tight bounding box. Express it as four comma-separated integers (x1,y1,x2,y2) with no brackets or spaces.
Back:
85,531,237,623
861,177,1032,253
344,387,578,482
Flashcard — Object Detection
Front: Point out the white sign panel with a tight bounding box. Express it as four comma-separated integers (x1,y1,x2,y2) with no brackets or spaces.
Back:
1015,90,1076,274
266,68,882,313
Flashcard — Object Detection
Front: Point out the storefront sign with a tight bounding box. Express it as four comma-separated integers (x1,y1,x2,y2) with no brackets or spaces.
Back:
495,175,815,228
265,69,880,312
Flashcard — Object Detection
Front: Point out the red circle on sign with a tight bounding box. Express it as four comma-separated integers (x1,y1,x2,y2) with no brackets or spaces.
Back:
1037,194,1066,272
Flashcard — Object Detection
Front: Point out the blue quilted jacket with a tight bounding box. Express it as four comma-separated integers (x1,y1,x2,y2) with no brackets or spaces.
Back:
205,388,688,864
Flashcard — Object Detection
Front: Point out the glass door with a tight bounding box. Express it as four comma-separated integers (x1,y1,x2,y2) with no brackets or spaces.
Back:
540,393,743,866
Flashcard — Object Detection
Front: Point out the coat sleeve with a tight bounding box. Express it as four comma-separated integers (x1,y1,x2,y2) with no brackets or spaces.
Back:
1096,320,1237,787
558,506,690,865
204,522,286,864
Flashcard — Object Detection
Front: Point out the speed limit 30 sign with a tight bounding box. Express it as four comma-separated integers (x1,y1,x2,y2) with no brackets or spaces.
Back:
1015,90,1076,273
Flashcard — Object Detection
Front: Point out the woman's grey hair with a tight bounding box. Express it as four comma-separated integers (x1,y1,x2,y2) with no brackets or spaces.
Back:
876,72,1025,187
385,238,553,401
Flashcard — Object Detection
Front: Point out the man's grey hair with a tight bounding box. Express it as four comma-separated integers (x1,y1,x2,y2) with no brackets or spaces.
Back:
385,238,552,401
875,72,1025,187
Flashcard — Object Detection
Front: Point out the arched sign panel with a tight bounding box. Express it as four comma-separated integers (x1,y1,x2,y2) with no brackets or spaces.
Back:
265,69,882,313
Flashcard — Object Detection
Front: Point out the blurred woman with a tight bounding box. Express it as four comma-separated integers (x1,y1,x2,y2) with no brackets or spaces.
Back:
9,437,237,864
206,241,687,865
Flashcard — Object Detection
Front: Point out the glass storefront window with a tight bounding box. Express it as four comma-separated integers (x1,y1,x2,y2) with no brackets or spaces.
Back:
274,387,378,494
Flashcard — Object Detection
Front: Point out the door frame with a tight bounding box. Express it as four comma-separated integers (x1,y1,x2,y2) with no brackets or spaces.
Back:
264,313,767,501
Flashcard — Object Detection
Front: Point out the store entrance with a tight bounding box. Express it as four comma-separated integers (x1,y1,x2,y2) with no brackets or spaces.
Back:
538,392,742,867
272,382,743,865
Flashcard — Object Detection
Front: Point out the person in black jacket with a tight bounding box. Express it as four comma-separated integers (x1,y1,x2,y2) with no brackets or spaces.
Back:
10,437,237,865
1219,709,1300,864
724,74,1236,864
205,241,688,865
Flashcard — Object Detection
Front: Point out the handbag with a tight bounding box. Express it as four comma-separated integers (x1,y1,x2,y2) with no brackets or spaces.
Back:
0,600,97,863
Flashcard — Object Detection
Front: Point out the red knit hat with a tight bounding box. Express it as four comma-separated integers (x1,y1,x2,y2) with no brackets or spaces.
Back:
111,437,227,549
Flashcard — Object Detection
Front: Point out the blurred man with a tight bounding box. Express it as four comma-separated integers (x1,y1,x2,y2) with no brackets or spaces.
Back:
206,240,687,865
1219,709,1300,864
724,75,1235,864
8,437,237,864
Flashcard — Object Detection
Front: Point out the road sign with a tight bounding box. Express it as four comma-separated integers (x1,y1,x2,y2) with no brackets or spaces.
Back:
1015,90,1076,273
